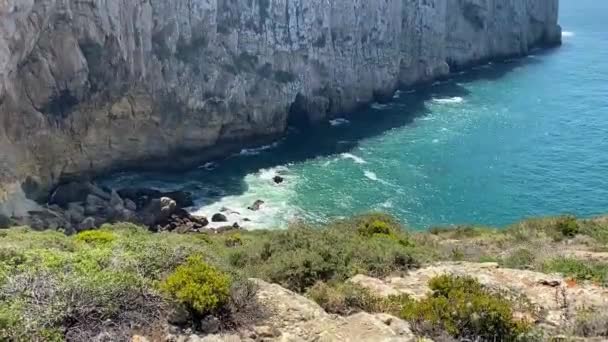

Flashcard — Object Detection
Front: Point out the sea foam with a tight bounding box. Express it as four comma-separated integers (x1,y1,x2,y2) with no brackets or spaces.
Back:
341,153,367,164
431,97,464,104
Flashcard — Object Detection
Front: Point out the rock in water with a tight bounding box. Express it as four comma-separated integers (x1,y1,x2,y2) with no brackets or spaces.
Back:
248,200,265,211
139,197,177,227
273,176,285,184
212,213,228,222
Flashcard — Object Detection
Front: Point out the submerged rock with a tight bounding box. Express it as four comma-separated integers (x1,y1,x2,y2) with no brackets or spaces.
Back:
212,213,228,223
247,200,265,211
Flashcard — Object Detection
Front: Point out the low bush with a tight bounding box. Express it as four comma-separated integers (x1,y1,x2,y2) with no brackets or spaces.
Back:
542,258,608,285
307,281,382,315
161,255,231,316
501,248,537,269
74,229,117,245
399,275,532,340
556,215,580,238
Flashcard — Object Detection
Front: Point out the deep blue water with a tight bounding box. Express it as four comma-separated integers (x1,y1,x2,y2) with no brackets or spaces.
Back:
104,0,608,229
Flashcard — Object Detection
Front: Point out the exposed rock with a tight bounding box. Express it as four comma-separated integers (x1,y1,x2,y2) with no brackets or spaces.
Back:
78,217,97,231
118,188,194,209
66,202,86,224
124,199,138,212
49,182,88,207
109,190,124,208
0,0,561,205
272,176,284,184
350,262,608,329
212,213,228,223
0,213,13,228
247,200,265,211
23,208,71,231
140,197,178,227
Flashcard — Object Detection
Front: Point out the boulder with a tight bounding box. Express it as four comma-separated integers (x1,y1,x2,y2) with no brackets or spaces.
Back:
273,176,284,184
139,197,177,226
118,188,194,209
124,199,137,211
49,181,93,207
109,190,124,208
212,213,228,222
66,202,86,224
247,200,265,211
25,208,71,231
78,217,97,231
0,213,14,228
164,191,195,208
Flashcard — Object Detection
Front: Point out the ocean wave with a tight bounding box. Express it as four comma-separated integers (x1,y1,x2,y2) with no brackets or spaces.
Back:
341,153,367,164
562,31,575,38
238,141,280,156
363,170,379,181
371,103,390,110
329,118,350,126
431,97,464,104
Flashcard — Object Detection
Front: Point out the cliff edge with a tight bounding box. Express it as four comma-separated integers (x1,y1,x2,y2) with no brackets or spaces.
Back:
0,0,560,211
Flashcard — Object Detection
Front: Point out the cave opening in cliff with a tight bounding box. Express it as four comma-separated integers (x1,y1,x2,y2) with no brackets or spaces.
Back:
287,93,314,129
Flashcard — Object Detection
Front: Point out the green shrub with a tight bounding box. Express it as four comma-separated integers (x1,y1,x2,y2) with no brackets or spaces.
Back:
307,281,382,315
556,216,580,238
399,275,532,340
161,255,231,315
358,219,395,237
225,233,243,247
501,248,537,269
75,229,116,245
542,258,608,285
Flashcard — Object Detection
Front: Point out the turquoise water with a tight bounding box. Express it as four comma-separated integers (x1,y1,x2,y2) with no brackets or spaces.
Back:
104,0,608,229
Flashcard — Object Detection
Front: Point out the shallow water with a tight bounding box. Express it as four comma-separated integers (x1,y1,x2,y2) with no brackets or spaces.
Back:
102,0,608,229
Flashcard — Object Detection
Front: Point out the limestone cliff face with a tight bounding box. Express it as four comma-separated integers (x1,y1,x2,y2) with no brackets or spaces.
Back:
0,0,560,210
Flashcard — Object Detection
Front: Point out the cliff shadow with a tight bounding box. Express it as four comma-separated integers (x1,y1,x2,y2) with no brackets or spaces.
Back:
98,54,550,209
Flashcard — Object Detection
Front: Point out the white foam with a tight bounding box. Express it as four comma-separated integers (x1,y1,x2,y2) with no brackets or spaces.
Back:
380,200,393,209
363,170,379,181
198,162,218,170
562,31,575,38
238,141,280,156
341,153,367,164
371,103,390,110
329,118,350,126
432,139,440,144
392,90,401,99
431,96,464,104
192,166,298,229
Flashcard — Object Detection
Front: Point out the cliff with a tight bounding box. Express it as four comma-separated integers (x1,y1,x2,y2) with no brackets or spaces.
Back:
0,0,561,212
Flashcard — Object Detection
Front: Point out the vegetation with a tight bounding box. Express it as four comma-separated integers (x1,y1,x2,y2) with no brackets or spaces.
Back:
542,257,608,285
0,213,607,341
399,275,533,340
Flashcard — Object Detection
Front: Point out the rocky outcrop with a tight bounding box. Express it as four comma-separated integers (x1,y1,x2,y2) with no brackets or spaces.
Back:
350,262,608,333
136,278,417,342
0,0,561,209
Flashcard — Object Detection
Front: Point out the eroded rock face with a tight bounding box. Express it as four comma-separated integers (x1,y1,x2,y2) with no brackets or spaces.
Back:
0,0,561,208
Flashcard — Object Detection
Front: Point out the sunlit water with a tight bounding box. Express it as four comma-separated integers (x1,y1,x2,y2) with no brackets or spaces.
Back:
102,1,608,229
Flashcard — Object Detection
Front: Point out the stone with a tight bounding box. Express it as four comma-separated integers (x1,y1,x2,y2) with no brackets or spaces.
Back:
78,217,96,231
109,190,124,208
247,200,265,211
66,202,86,224
164,191,195,208
211,213,228,222
49,182,93,207
199,316,220,334
350,262,608,328
272,176,284,184
124,199,137,211
0,213,14,228
0,0,561,211
139,197,178,226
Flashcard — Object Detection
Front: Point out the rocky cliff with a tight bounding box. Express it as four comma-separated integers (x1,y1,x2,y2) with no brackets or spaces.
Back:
0,0,560,213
